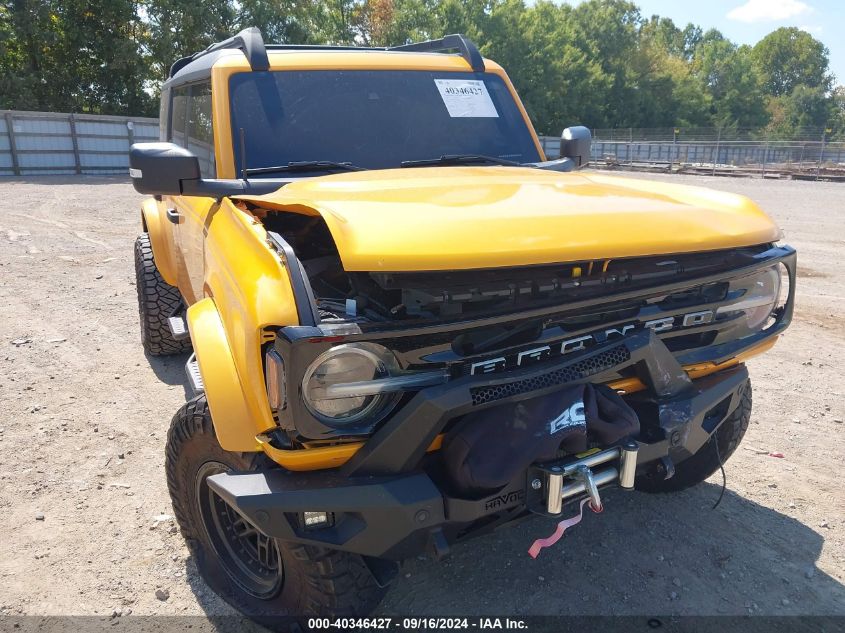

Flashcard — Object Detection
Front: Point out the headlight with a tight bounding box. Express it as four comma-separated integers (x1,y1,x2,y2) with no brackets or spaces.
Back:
301,342,448,428
716,266,781,330
302,344,393,425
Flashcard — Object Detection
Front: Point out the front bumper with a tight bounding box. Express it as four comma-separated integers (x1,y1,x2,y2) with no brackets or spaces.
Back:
208,330,753,560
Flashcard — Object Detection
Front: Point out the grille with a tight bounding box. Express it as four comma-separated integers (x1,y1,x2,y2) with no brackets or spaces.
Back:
469,345,630,406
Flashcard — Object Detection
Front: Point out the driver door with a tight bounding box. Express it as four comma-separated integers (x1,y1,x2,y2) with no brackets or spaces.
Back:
167,81,217,305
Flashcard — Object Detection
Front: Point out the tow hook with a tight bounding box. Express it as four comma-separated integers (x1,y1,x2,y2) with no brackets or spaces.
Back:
573,464,603,512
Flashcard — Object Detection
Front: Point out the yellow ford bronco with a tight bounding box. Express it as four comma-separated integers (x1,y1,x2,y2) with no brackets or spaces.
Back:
130,27,796,620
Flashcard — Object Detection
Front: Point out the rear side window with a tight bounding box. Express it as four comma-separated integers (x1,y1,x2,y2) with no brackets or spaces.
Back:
169,81,215,178
170,86,189,147
187,83,215,178
158,89,170,141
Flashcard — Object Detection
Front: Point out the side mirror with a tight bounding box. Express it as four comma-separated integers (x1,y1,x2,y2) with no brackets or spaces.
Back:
129,143,281,197
129,143,201,195
560,126,591,168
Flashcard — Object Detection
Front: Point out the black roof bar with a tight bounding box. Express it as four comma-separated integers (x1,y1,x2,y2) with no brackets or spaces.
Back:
168,29,485,79
390,34,485,73
169,27,269,78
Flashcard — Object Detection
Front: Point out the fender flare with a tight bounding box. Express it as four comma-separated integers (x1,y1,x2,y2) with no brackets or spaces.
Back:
187,298,261,452
141,198,178,286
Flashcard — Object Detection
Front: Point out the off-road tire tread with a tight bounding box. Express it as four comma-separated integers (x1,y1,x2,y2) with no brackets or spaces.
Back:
134,233,191,356
637,379,752,493
165,395,216,541
165,396,386,619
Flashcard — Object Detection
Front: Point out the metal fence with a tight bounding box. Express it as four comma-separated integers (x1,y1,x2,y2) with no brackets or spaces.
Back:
590,126,841,142
541,129,845,181
0,110,159,176
3,110,844,181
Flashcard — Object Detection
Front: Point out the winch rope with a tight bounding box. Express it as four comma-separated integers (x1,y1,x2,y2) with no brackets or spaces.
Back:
528,497,599,559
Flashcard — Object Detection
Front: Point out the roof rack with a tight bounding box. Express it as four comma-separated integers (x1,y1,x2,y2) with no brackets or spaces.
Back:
390,34,485,73
169,27,269,78
168,28,485,79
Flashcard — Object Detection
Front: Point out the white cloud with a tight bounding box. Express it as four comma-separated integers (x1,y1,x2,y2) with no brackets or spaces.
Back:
727,0,812,23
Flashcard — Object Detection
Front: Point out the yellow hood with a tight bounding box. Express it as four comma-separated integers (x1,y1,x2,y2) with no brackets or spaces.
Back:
241,167,781,272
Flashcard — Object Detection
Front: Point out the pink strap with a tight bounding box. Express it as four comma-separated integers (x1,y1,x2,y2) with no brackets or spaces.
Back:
528,498,591,559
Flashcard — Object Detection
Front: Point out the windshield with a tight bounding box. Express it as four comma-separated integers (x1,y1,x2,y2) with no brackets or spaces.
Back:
229,69,541,173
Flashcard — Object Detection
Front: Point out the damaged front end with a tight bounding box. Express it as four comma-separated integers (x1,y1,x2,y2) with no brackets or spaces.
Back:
205,231,795,560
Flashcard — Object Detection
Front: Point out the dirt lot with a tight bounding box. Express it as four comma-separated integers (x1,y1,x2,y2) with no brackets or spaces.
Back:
0,172,843,619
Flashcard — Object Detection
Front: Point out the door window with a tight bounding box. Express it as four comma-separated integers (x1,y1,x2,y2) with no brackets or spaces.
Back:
169,82,215,178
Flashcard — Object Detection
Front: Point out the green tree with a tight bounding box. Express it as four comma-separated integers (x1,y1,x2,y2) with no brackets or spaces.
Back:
641,15,685,58
831,86,845,138
0,0,154,115
752,27,832,97
694,39,768,128
482,0,611,134
568,0,642,127
0,0,60,111
765,85,835,138
141,0,239,80
236,0,317,45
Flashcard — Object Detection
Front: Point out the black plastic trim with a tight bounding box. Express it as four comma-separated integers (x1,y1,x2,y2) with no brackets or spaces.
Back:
207,470,444,560
266,231,319,327
169,27,269,78
390,34,485,72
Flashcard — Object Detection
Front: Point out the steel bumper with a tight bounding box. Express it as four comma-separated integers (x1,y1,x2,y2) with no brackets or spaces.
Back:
208,330,753,560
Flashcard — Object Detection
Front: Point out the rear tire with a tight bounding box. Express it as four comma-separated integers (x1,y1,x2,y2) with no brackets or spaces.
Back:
134,233,191,356
165,396,387,622
636,379,752,493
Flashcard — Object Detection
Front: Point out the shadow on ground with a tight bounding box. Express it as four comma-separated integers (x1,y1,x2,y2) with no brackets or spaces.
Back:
179,478,845,621
381,484,845,616
146,351,194,400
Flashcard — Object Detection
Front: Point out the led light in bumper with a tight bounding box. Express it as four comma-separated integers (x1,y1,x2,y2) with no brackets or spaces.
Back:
302,511,332,528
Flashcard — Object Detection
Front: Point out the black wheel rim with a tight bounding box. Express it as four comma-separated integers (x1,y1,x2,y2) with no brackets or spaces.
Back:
196,461,284,599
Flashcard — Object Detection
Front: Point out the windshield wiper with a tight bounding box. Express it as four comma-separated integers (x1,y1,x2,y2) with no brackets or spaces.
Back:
400,154,523,168
244,161,367,176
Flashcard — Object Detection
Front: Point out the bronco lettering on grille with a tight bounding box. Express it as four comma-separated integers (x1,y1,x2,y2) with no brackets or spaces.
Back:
468,309,714,376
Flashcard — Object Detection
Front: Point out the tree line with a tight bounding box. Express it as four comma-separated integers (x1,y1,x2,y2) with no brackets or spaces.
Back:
1,0,843,139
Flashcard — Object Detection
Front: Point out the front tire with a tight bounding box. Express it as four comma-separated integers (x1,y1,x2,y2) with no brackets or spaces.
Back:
165,396,387,621
134,233,191,356
636,379,752,493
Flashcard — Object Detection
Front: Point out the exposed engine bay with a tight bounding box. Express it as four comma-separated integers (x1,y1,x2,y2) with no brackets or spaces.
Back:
258,208,772,329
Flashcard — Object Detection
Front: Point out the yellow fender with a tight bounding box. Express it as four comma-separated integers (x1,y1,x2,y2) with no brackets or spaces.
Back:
187,297,261,452
140,198,178,286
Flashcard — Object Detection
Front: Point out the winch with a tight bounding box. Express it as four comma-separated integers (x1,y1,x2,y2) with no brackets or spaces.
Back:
527,440,640,516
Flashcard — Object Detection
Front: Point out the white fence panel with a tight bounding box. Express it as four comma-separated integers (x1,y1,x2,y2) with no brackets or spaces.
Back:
78,136,128,152
1,109,159,175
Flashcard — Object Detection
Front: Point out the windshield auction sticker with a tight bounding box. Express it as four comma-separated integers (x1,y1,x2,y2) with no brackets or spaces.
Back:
434,79,499,117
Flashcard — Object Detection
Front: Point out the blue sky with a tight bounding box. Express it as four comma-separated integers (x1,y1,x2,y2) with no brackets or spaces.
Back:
566,0,844,87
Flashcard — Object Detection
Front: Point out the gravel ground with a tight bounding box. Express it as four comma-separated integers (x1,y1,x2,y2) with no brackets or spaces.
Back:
0,172,843,619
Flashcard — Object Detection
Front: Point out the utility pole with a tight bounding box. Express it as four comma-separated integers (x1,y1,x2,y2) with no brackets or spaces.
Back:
672,127,679,171
816,128,831,180
712,128,721,176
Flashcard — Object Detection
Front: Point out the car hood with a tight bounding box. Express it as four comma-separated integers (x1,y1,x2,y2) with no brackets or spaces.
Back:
238,167,781,272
